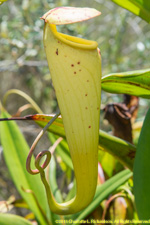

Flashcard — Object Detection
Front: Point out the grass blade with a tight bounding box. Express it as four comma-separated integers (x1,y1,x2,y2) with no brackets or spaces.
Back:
0,213,33,225
0,109,50,225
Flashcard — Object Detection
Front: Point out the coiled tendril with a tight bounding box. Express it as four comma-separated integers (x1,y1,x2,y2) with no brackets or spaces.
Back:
26,111,60,175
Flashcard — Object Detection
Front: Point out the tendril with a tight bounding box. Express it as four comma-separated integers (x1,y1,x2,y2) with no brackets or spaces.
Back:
26,111,60,175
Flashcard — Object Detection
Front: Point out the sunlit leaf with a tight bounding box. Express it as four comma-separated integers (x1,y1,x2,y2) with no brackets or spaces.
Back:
32,114,65,137
0,214,33,225
41,7,101,25
132,121,143,145
111,0,150,23
100,152,116,177
102,68,150,98
0,0,7,5
13,199,29,209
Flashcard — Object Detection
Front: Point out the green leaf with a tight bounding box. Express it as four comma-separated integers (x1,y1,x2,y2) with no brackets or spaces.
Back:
99,130,135,170
13,199,29,209
48,156,63,203
0,0,8,5
74,169,133,222
111,0,150,23
47,155,62,224
0,213,33,225
49,133,73,169
35,115,136,170
2,113,135,170
102,68,150,98
31,114,65,138
0,109,50,225
100,151,116,177
133,108,150,219
29,114,136,170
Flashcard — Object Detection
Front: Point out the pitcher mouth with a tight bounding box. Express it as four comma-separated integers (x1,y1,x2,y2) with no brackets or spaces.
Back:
50,24,98,50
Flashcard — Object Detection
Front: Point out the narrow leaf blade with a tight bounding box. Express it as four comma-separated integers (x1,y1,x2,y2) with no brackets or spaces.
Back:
112,0,150,23
102,69,150,98
99,130,135,170
0,110,49,225
0,213,33,225
133,108,150,219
